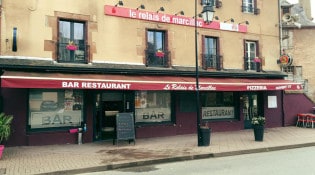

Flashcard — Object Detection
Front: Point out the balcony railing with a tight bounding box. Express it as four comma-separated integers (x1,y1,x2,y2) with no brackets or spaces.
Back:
145,49,170,67
244,57,261,72
202,54,222,70
57,42,89,64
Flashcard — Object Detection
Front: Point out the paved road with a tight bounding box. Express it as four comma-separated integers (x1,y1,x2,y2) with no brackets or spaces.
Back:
79,146,315,175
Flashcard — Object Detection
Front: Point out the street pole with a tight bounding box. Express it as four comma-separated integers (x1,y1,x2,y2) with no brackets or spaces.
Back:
195,0,201,146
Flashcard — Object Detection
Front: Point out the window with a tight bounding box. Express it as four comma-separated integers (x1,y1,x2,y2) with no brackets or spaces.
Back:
201,0,222,8
146,30,169,67
242,0,259,14
201,0,214,6
201,92,236,120
202,36,221,70
282,66,294,74
282,7,290,14
135,91,172,123
58,20,87,63
244,41,259,71
28,89,84,130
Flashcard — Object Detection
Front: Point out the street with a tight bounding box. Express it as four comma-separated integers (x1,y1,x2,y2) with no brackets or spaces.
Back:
79,146,315,175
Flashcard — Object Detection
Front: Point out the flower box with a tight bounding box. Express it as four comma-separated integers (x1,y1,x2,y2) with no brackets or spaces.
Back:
66,45,78,51
155,51,165,58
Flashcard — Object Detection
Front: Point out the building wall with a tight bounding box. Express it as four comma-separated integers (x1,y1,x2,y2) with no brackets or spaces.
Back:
289,29,315,101
2,0,305,146
0,0,281,70
283,93,314,126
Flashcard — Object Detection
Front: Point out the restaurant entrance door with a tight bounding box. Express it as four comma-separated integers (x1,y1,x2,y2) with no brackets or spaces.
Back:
242,92,263,129
94,91,134,141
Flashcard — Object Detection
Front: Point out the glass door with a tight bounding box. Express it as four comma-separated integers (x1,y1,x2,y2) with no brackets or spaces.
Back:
93,91,134,141
242,93,259,129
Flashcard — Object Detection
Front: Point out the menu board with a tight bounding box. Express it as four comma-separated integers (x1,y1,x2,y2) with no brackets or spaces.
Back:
115,113,135,144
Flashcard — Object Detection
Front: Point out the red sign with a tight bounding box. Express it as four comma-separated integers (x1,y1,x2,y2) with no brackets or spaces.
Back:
104,5,247,33
1,71,303,91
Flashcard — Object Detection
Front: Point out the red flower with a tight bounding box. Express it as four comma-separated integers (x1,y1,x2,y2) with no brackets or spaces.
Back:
254,57,261,63
155,50,165,58
66,41,77,51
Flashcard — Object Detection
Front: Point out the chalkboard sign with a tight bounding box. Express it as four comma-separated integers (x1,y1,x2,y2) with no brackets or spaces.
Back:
115,113,135,145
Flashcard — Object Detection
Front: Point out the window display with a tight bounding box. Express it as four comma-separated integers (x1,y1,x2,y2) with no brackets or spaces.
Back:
135,91,171,123
29,89,83,129
201,92,236,120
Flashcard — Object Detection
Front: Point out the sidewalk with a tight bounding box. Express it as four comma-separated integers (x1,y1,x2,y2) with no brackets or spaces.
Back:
1,126,315,175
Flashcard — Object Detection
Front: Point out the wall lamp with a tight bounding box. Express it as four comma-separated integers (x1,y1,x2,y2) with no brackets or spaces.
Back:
136,4,145,10
202,5,215,24
224,18,234,23
238,20,249,25
156,7,165,13
115,0,123,7
175,10,185,16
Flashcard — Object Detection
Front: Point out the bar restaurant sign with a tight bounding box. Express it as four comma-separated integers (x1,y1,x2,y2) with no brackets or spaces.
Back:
202,107,235,120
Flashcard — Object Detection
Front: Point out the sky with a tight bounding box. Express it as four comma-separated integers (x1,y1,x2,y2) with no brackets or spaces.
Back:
286,0,315,21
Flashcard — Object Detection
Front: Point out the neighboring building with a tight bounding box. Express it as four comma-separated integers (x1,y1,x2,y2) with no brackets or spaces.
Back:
0,0,311,146
280,0,315,102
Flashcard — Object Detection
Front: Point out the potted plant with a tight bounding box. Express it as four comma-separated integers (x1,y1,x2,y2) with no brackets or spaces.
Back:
251,116,265,141
0,113,13,159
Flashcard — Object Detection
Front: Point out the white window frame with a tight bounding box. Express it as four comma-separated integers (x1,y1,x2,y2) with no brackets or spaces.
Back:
243,0,254,13
245,41,257,71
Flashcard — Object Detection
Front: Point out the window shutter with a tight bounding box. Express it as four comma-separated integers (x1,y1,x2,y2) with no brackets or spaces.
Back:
243,40,248,70
217,38,222,70
201,35,207,70
254,0,260,15
256,40,260,58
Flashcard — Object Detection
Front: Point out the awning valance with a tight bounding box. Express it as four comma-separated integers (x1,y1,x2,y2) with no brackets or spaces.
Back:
1,71,302,91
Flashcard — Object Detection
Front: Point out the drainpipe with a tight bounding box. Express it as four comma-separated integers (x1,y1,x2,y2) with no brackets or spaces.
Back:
278,0,286,126
279,0,283,56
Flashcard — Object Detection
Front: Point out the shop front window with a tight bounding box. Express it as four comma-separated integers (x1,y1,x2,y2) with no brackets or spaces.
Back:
28,89,83,129
135,91,172,123
201,92,236,120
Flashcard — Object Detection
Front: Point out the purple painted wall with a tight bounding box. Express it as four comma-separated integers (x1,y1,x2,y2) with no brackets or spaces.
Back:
2,88,28,146
264,91,283,128
2,88,78,146
3,88,311,146
283,93,314,126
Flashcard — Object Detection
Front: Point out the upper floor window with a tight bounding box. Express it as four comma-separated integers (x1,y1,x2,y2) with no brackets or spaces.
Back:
244,40,260,71
58,20,88,64
202,36,222,70
145,30,170,67
201,0,222,8
282,7,290,14
242,0,260,15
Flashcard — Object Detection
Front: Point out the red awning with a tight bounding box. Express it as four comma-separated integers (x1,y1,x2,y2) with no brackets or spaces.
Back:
1,71,302,91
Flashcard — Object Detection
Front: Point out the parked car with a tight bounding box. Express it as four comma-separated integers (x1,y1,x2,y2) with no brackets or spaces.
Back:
40,101,58,111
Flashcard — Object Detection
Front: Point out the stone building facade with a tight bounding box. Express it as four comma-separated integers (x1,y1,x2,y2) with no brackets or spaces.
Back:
281,0,315,102
0,0,312,146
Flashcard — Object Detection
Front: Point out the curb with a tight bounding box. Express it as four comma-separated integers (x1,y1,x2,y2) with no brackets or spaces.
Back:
38,142,315,175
